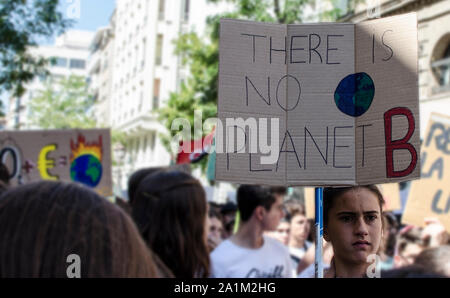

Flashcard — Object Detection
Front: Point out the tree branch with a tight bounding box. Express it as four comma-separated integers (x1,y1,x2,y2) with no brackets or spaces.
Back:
274,0,285,23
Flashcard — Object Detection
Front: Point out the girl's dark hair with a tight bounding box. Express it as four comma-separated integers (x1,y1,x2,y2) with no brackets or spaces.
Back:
128,167,165,205
132,171,210,278
0,181,159,278
209,206,222,221
0,163,10,185
323,185,385,228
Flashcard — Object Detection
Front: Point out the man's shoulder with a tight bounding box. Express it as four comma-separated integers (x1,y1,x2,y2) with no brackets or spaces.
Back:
211,239,236,259
263,236,290,253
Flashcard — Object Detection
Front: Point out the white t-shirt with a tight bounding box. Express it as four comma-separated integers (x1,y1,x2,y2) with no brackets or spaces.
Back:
289,240,312,270
298,263,331,278
210,236,294,278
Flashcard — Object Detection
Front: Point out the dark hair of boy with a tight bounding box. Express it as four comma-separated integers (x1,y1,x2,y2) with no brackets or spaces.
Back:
270,186,287,197
237,185,276,222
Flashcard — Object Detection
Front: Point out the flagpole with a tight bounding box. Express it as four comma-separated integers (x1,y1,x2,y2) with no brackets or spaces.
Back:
315,187,323,278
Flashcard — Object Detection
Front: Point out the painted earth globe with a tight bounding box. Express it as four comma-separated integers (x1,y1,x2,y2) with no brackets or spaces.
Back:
70,154,102,187
334,72,375,117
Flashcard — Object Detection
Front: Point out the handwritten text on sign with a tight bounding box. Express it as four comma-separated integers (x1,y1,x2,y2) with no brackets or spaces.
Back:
216,13,420,186
403,114,450,231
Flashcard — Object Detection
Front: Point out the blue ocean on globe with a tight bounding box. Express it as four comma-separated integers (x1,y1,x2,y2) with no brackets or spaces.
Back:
334,72,375,117
70,154,103,188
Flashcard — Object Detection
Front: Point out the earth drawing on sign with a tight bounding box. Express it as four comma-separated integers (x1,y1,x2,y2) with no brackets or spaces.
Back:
334,72,375,117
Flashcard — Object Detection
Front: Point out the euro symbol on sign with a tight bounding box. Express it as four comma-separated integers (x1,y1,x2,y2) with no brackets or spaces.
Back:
38,144,59,180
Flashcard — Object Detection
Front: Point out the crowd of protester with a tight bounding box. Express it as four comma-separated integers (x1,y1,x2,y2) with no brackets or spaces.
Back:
0,163,448,278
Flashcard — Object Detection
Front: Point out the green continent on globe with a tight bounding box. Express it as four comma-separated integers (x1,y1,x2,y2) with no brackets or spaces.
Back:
86,156,100,182
334,72,375,117
353,74,374,108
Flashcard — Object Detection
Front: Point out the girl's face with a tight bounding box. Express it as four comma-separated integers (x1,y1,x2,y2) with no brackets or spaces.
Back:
324,188,383,265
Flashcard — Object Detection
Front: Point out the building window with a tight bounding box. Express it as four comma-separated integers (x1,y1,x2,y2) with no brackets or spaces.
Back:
141,38,146,69
158,0,165,21
139,90,143,110
155,34,163,66
69,59,86,69
151,132,156,150
153,79,160,110
50,57,67,67
432,41,450,94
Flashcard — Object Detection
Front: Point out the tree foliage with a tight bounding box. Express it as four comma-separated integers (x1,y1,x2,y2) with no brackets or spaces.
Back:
0,0,71,109
157,0,345,169
29,75,96,129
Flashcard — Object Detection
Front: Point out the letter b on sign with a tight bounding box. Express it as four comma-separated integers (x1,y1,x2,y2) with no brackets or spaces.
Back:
384,107,418,178
66,254,81,278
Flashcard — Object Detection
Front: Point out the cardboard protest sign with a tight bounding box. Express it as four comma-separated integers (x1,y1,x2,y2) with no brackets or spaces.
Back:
216,13,420,186
403,113,450,230
0,129,112,196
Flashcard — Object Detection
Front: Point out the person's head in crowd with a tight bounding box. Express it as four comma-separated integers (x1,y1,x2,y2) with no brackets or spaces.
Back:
224,219,235,239
286,203,310,248
208,207,224,251
127,167,165,205
413,245,450,277
208,201,222,214
0,181,160,278
323,186,384,278
0,180,8,196
221,201,237,225
237,185,284,232
0,163,10,185
270,186,287,201
394,225,424,268
380,212,399,258
266,217,291,245
0,163,10,195
276,218,291,245
132,171,210,278
220,201,237,238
